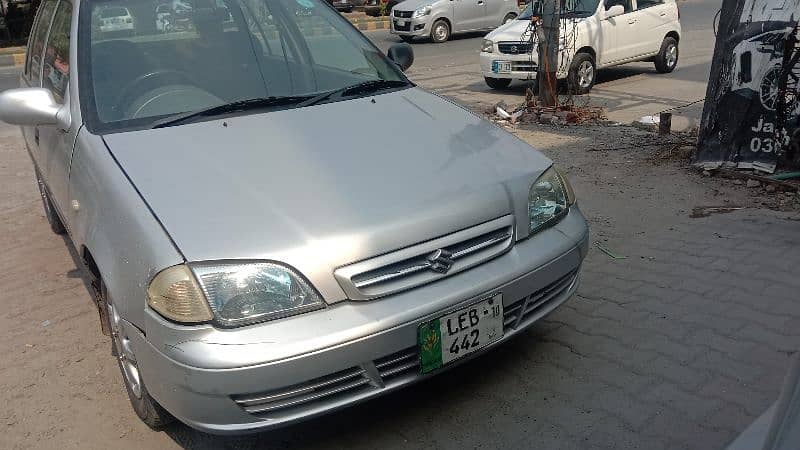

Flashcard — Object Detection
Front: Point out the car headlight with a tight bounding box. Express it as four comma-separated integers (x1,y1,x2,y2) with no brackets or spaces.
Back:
147,262,324,327
481,39,494,53
528,166,576,234
411,4,431,18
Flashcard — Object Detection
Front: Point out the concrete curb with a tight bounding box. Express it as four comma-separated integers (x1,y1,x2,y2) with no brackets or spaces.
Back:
0,15,389,69
351,18,390,31
0,51,25,68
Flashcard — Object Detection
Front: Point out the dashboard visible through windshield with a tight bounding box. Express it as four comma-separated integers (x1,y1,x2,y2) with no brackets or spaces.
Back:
80,0,408,132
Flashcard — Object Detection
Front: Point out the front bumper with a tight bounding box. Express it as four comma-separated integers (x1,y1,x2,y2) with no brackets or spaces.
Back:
127,207,589,434
389,16,430,36
480,49,539,80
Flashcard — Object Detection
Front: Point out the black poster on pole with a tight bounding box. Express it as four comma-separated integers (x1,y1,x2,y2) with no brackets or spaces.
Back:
696,0,800,173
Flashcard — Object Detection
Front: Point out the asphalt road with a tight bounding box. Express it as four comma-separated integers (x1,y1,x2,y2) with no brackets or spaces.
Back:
364,0,722,128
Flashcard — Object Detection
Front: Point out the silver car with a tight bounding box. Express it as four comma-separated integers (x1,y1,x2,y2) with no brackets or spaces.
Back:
0,0,588,435
390,0,520,43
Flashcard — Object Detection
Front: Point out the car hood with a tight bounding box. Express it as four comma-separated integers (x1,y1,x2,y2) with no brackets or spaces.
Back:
103,87,551,301
486,17,583,44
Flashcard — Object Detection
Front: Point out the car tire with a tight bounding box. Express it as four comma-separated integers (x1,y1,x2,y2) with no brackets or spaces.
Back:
430,19,450,43
103,282,174,430
485,77,512,89
400,35,414,43
35,170,66,235
567,52,595,95
502,13,516,24
654,36,678,73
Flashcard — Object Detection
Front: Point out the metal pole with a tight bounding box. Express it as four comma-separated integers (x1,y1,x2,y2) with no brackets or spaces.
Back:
538,0,560,107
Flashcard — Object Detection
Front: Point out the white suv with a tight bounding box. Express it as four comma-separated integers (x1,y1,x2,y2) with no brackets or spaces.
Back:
480,0,681,94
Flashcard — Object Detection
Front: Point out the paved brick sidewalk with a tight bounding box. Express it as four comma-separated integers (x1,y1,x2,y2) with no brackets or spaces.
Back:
536,209,800,449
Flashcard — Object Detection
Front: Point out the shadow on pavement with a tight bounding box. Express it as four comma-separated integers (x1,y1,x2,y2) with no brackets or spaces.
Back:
392,30,489,45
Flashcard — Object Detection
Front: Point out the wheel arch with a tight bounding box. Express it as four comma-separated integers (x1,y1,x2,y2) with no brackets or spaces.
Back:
431,15,452,31
665,31,680,43
576,46,596,61
68,129,186,332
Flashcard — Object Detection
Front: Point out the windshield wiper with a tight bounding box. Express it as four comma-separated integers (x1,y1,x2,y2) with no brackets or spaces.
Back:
298,79,410,108
152,95,313,128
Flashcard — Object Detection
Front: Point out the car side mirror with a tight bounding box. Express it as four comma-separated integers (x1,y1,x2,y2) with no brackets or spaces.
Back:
0,88,69,128
604,4,624,19
387,43,414,71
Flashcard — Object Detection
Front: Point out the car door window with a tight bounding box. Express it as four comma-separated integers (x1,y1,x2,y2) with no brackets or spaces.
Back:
635,0,662,8
26,0,58,84
605,0,632,13
42,1,72,103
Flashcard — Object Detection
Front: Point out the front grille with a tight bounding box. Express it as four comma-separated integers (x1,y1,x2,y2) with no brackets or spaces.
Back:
512,61,537,72
231,367,372,415
335,215,515,300
233,269,578,419
503,270,578,332
375,347,419,382
394,10,413,17
393,21,411,32
498,42,533,54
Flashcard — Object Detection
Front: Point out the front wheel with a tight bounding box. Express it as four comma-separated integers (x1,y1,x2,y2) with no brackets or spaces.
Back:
654,37,678,73
104,282,174,429
485,77,512,89
430,19,450,43
567,52,595,95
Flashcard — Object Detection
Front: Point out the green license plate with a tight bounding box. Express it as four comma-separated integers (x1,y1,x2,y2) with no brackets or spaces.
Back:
418,293,504,374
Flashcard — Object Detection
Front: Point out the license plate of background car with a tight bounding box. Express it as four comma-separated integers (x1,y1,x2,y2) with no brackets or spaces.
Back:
397,20,407,26
492,61,512,74
418,294,503,373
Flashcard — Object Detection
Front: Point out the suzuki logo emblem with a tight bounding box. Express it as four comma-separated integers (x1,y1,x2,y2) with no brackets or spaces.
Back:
511,45,518,53
427,249,455,274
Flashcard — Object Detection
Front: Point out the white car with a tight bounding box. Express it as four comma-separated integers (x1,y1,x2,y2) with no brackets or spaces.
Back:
480,0,681,94
98,6,135,34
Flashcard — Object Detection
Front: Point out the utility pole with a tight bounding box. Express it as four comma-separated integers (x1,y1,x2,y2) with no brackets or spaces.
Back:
537,0,560,107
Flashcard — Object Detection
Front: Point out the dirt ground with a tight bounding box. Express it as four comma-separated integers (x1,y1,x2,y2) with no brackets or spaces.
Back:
0,105,798,448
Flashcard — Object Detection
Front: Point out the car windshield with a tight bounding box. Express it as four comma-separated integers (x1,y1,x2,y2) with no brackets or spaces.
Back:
80,0,407,132
518,0,598,19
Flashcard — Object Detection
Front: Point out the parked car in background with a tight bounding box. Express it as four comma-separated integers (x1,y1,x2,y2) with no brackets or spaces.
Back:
390,0,520,43
97,6,135,36
328,0,359,13
154,4,173,32
1,0,587,434
364,0,403,16
481,0,681,93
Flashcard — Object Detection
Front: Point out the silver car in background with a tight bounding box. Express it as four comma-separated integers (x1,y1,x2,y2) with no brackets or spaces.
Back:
390,0,520,43
0,0,587,435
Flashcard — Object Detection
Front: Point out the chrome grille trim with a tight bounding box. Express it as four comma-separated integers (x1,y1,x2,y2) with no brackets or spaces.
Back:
335,215,515,301
352,228,512,290
498,42,533,54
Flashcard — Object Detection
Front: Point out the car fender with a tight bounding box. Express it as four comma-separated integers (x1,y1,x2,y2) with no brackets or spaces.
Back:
67,128,184,331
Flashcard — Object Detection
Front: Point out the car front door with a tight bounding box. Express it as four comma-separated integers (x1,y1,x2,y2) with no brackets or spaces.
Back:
453,0,488,32
21,0,58,172
38,0,76,213
600,0,636,63
632,0,673,55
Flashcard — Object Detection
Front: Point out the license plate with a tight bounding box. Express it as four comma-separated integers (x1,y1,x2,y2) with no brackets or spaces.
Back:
492,61,512,73
397,20,407,26
418,294,503,373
